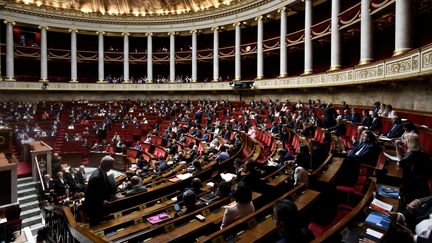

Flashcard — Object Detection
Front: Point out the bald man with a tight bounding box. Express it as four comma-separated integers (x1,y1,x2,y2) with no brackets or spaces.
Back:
84,155,115,226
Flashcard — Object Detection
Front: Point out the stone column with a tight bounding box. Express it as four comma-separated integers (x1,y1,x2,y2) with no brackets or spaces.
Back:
360,0,373,64
191,30,198,82
394,0,413,55
4,21,15,81
234,22,241,81
39,26,49,82
256,16,264,79
169,32,176,82
330,0,341,71
279,8,287,77
212,27,219,82
304,0,313,75
122,32,130,83
69,29,78,82
146,33,153,83
97,31,105,83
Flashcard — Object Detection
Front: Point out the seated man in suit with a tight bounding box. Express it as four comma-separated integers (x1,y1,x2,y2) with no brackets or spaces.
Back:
125,176,147,196
65,168,84,193
42,174,57,202
54,171,69,198
385,116,405,139
388,195,432,243
347,130,380,165
178,190,206,216
326,115,346,137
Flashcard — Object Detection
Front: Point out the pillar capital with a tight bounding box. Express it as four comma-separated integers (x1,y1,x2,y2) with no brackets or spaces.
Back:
168,32,177,36
255,16,264,21
145,32,153,37
211,26,220,32
68,29,79,33
38,25,49,30
96,31,106,35
3,20,16,25
233,22,241,27
277,7,286,13
121,32,130,36
190,30,198,34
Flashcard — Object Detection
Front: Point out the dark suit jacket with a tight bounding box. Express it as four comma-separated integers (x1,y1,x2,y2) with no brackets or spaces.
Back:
329,123,347,137
402,196,432,234
369,117,382,131
76,171,86,185
54,178,68,195
84,168,113,223
386,123,405,138
347,142,380,165
361,116,373,127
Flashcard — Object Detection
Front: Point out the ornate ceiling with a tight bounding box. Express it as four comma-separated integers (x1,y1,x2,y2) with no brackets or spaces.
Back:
13,0,242,16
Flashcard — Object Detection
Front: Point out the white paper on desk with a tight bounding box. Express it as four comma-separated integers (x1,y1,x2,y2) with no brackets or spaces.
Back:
177,173,193,180
0,218,7,223
371,198,393,212
206,182,215,188
366,228,384,239
383,152,400,162
379,136,392,142
220,173,237,182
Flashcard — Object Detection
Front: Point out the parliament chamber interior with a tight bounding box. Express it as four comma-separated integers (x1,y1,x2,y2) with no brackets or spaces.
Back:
1,0,432,242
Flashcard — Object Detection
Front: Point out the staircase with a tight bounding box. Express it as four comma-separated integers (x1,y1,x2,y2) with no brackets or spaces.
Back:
17,177,44,229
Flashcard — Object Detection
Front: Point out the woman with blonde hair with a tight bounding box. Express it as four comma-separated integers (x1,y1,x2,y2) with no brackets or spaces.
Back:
397,133,431,203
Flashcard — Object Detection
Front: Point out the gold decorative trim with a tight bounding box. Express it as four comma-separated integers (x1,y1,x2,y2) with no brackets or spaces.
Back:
122,80,130,83
359,59,373,65
39,79,49,83
4,77,16,81
328,66,342,71
393,49,411,57
69,80,79,83
256,76,264,80
302,70,313,75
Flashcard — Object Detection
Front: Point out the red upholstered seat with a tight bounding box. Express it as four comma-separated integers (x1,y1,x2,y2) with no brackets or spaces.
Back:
308,204,352,238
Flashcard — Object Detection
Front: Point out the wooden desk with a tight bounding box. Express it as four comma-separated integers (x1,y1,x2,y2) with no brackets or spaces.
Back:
234,189,320,243
0,153,18,204
385,161,403,179
145,192,262,243
316,157,343,183
88,152,126,171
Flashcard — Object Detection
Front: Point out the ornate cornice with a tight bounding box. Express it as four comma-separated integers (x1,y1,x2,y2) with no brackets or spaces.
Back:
1,43,431,92
0,0,296,33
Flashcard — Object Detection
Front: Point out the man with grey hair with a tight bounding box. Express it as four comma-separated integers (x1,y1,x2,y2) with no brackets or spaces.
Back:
84,155,115,226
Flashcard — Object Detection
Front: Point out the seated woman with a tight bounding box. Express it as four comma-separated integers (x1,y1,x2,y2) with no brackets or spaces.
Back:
396,133,432,203
220,182,255,229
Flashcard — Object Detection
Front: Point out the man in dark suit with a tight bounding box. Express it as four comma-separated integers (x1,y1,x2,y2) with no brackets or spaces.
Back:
360,110,373,127
389,195,432,243
84,156,115,226
54,171,69,197
76,165,87,186
42,174,57,201
369,112,382,132
386,116,405,139
327,116,347,136
347,130,380,165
